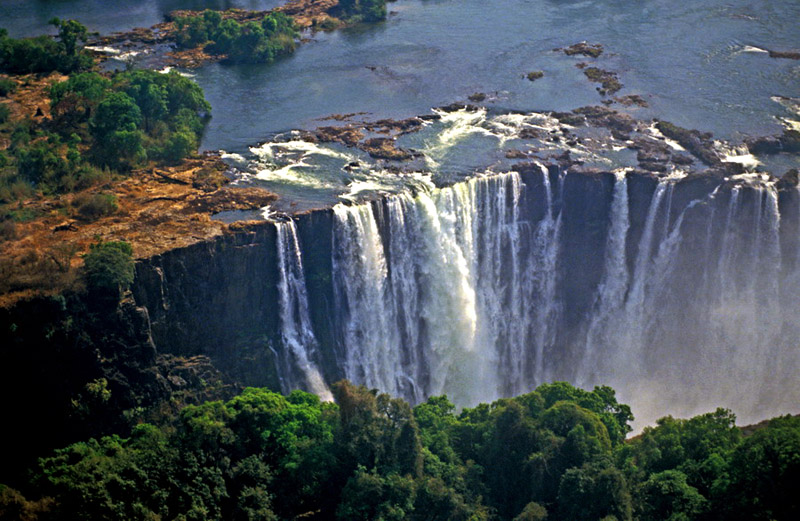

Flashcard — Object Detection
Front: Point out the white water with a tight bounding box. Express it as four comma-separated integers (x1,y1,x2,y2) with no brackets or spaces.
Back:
579,169,630,387
276,169,800,427
274,221,333,401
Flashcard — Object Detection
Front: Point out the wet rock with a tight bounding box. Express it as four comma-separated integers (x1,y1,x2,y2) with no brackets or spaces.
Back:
747,129,800,154
526,70,544,82
777,169,799,190
366,117,426,135
583,67,623,96
612,94,649,107
562,42,604,58
672,154,695,166
655,120,720,166
437,102,480,113
629,137,672,171
505,149,528,159
551,111,587,126
519,128,542,139
768,49,800,60
573,105,635,139
468,92,487,102
361,138,419,161
314,125,364,146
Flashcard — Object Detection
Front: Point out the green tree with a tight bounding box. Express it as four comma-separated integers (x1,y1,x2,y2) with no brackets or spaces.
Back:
90,91,145,169
640,470,706,521
725,415,800,520
82,240,135,296
557,462,632,521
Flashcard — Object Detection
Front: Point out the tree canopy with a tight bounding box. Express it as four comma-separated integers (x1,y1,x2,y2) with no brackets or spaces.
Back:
1,381,798,520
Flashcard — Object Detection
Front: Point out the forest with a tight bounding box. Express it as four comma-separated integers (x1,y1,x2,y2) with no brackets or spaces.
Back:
1,381,797,521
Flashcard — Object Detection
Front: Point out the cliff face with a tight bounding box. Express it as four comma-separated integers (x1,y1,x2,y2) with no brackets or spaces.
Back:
133,222,282,388
126,167,800,398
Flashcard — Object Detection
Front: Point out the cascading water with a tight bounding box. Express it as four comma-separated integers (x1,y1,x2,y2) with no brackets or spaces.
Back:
274,221,333,401
579,169,630,387
273,167,800,427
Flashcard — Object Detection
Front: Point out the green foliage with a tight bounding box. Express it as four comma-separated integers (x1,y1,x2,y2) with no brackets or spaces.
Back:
82,240,135,296
0,19,92,74
0,77,16,96
639,470,706,521
338,0,389,23
514,501,548,521
1,65,210,207
724,415,800,520
557,462,632,521
8,382,800,521
174,11,299,64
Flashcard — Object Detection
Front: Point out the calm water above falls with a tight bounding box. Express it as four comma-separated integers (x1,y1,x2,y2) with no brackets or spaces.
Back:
4,1,799,153
193,0,800,152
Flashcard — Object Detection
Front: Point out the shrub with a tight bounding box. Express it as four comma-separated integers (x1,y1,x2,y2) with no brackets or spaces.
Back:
0,19,92,74
73,192,118,221
0,103,10,123
0,77,16,96
82,240,134,295
0,218,16,241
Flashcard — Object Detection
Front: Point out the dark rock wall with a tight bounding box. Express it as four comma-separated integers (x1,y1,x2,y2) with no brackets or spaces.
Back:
127,169,800,393
132,223,283,389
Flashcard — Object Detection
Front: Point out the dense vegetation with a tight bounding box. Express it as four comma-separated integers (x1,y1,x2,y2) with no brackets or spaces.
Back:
0,19,93,75
336,0,389,23
1,69,209,207
173,10,299,64
1,18,210,212
1,381,797,521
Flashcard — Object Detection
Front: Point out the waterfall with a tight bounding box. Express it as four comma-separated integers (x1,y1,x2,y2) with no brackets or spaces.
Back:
272,169,800,427
527,164,562,388
332,203,400,395
580,169,630,387
274,221,333,401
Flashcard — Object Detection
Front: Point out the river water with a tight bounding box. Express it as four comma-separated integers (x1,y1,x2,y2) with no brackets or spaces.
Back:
4,0,799,152
190,0,800,152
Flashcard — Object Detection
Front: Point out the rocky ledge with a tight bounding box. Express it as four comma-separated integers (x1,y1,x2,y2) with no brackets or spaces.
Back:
0,153,276,306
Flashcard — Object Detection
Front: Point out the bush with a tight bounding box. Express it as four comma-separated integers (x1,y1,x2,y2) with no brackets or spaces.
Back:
82,240,134,295
72,192,118,221
0,103,10,123
0,19,92,74
175,11,299,64
0,218,17,241
0,77,16,96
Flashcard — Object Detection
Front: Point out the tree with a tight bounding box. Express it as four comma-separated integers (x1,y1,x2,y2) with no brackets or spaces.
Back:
50,72,112,128
82,240,135,296
725,415,800,520
90,91,145,168
558,462,632,521
640,470,706,521
49,17,88,58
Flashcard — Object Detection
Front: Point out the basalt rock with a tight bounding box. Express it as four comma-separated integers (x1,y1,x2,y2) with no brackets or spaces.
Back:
655,120,720,166
562,42,604,58
361,137,419,161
